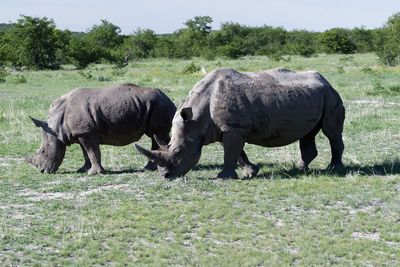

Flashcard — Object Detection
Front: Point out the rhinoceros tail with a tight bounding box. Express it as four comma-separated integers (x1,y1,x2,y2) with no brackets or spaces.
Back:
321,88,345,136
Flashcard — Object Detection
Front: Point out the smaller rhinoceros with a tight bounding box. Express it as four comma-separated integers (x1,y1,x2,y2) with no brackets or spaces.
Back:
135,68,345,179
26,83,176,175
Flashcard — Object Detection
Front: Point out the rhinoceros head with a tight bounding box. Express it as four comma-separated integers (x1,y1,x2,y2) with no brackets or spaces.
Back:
135,107,202,178
26,117,66,174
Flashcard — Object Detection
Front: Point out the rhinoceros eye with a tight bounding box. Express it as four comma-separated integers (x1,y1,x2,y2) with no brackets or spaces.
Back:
40,149,45,154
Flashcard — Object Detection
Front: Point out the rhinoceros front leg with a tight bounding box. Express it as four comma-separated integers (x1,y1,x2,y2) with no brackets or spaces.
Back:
77,144,92,173
238,150,259,178
143,136,161,171
218,132,245,179
78,135,105,175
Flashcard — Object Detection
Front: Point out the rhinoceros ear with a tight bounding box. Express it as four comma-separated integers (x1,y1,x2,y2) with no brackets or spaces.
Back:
29,116,58,137
30,116,45,128
180,107,193,121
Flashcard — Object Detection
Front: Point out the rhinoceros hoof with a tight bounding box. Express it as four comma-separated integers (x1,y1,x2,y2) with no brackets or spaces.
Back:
77,165,91,173
217,169,238,179
88,166,106,175
296,161,310,171
327,162,344,169
144,161,157,171
242,165,259,179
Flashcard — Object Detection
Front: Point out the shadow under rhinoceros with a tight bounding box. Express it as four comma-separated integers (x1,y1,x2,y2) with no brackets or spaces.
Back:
193,158,400,180
56,168,144,175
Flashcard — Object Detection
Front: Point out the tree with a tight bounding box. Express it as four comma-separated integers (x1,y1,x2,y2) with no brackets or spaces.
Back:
154,36,175,58
286,30,318,57
375,12,400,66
67,20,123,68
212,22,250,59
1,16,59,69
351,26,375,53
53,29,71,65
171,16,214,58
130,28,158,58
112,29,158,66
319,28,356,54
184,16,213,35
86,19,123,49
246,26,288,58
67,36,101,69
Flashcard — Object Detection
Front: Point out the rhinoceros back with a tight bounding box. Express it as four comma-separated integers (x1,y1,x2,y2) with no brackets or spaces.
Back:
208,68,340,147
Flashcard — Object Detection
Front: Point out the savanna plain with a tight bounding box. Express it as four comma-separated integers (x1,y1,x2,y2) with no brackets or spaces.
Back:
1,53,400,266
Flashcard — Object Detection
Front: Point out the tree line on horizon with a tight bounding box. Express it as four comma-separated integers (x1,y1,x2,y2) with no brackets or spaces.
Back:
0,13,399,70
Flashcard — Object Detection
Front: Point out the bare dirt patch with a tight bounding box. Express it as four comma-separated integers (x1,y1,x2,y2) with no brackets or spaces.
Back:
0,156,24,167
16,183,144,202
352,232,380,241
345,100,400,106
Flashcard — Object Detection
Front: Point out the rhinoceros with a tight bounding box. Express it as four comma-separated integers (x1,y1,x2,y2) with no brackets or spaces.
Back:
135,68,345,179
26,83,176,175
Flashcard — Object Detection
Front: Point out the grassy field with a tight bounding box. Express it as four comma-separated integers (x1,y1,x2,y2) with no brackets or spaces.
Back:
1,53,400,265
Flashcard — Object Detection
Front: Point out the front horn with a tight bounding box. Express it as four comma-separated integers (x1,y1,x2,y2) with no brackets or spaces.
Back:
135,144,167,166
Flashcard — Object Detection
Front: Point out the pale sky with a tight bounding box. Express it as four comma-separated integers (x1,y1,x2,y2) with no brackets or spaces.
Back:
1,0,399,34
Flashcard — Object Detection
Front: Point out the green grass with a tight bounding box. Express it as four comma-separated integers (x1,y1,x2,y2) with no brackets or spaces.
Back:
1,53,400,265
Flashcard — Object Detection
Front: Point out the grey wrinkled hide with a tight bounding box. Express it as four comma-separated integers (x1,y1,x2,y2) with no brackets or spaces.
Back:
27,83,176,175
136,68,345,179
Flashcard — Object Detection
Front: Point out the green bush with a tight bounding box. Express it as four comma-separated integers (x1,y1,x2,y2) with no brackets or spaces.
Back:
67,20,123,69
181,62,200,74
67,37,102,69
319,28,356,54
13,74,27,84
0,16,60,69
77,70,93,79
365,79,400,95
375,13,400,66
361,67,374,74
291,44,316,57
366,79,387,95
337,66,345,74
376,39,400,66
98,75,111,81
0,69,8,82
388,84,400,93
111,66,126,77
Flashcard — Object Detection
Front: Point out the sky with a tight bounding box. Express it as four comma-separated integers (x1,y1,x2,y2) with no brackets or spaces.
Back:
1,0,400,34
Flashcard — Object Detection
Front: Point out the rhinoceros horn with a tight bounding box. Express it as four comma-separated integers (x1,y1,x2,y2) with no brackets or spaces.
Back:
25,156,33,165
135,144,167,166
153,135,168,150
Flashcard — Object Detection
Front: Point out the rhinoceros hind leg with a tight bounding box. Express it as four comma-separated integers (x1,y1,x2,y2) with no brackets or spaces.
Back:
326,134,344,169
78,136,105,175
322,106,345,169
238,150,259,178
77,144,92,173
217,132,245,179
296,131,319,170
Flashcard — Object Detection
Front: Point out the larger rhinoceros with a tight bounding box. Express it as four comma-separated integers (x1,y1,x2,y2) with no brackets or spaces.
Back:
26,83,176,175
135,68,345,179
